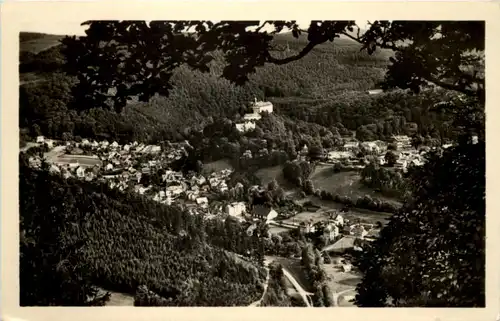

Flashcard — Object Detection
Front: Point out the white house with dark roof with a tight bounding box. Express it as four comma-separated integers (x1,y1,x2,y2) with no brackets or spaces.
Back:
76,166,85,178
196,197,209,208
226,202,246,219
252,205,278,223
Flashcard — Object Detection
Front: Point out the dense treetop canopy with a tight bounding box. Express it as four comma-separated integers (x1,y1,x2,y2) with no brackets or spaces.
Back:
61,20,485,111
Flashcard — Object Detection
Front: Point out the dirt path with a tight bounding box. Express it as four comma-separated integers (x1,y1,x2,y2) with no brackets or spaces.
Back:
261,256,313,307
248,267,270,307
281,268,313,307
332,288,356,307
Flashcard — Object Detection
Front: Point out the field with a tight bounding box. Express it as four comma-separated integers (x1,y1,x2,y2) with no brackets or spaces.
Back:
282,210,329,226
266,255,314,293
254,165,295,193
203,158,233,173
96,288,135,306
20,33,64,54
310,164,401,206
322,259,361,307
289,196,392,226
53,154,102,168
268,226,292,235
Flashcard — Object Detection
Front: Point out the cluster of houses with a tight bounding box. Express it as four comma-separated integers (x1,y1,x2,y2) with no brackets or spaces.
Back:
78,139,163,156
27,136,286,229
300,135,427,172
225,201,279,223
235,98,274,133
35,138,192,186
299,211,381,253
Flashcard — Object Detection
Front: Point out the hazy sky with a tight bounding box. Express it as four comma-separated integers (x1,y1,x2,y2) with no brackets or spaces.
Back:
21,20,368,36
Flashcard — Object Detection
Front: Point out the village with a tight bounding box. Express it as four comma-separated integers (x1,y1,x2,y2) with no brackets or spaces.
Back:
237,98,431,172
25,98,455,253
27,129,388,245
23,99,466,307
21,99,472,309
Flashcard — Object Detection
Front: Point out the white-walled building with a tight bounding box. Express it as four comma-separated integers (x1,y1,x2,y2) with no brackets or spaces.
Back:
352,224,369,239
166,184,184,196
324,223,340,242
360,141,381,154
76,166,85,178
328,151,353,161
243,113,262,121
252,205,278,223
196,197,209,208
45,140,54,149
236,122,256,133
250,98,273,114
332,213,345,227
226,202,246,218
236,98,273,133
367,89,383,95
343,141,359,151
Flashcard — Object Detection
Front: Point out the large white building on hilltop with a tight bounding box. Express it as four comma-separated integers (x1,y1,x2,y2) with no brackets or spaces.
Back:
250,98,273,114
235,98,274,133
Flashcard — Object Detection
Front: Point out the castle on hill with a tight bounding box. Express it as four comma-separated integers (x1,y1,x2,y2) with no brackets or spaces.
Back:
235,98,273,132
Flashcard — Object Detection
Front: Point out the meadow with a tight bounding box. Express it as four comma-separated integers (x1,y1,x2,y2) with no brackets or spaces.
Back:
309,165,401,206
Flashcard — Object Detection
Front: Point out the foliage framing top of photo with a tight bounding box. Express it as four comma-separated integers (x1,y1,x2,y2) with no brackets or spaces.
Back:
60,20,485,112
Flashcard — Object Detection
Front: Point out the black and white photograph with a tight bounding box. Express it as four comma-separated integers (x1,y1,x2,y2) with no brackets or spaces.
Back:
2,2,498,319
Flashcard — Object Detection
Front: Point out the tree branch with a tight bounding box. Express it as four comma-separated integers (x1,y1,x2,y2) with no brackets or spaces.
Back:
426,74,481,97
340,31,400,52
255,21,268,33
340,31,362,43
266,41,320,65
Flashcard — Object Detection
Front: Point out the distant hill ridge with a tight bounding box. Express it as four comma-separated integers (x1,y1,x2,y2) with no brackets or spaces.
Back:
20,32,65,54
19,29,392,144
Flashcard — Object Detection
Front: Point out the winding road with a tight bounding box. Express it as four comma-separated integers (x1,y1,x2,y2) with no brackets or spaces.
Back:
248,257,313,307
248,258,271,307
281,267,313,307
332,288,356,307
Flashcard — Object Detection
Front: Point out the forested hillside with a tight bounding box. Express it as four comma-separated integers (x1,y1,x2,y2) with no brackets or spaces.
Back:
20,154,267,306
19,32,395,144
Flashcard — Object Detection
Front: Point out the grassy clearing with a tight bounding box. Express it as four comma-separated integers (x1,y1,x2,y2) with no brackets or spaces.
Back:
282,210,329,226
255,165,285,186
54,155,102,167
310,165,401,206
20,34,64,54
203,158,233,173
96,288,135,306
266,256,314,293
254,165,296,194
268,226,293,235
292,196,392,226
322,261,360,307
